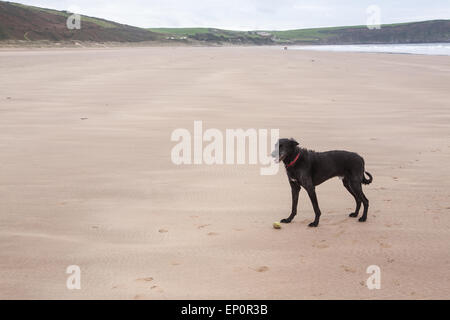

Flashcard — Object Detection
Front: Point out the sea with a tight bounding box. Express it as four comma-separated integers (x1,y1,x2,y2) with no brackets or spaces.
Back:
288,43,450,56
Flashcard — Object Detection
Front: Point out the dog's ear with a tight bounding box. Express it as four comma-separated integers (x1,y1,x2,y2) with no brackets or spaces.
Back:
289,138,299,146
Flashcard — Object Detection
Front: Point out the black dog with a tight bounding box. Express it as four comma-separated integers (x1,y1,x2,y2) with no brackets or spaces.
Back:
271,138,373,227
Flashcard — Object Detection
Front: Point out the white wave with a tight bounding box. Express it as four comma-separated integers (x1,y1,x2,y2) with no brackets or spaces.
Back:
288,43,450,56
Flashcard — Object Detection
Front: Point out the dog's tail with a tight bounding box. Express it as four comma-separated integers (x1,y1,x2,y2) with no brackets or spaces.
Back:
362,171,373,185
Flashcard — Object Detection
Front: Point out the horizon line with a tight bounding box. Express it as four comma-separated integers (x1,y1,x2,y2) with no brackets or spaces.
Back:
145,19,450,32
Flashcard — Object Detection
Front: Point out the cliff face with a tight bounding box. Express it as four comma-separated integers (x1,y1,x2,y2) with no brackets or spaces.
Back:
314,20,450,45
0,2,161,42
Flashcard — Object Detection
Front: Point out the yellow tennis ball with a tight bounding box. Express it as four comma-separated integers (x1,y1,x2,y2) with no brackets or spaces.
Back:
273,222,281,229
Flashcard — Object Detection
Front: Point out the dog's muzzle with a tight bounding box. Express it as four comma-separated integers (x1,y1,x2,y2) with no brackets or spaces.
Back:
271,150,285,163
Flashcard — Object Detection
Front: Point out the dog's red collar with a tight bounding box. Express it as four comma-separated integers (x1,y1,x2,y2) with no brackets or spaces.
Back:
286,152,300,168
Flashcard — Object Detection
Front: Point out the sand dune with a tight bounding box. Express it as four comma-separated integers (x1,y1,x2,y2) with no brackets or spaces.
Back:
0,47,449,299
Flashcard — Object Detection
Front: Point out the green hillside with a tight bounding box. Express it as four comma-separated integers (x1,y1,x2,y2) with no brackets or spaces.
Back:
149,20,450,44
1,1,449,44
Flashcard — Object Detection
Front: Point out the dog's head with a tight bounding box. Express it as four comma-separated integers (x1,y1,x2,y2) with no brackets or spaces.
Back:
271,138,299,163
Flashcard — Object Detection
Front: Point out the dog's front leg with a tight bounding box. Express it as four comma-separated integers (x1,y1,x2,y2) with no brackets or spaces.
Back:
305,185,321,227
281,181,300,223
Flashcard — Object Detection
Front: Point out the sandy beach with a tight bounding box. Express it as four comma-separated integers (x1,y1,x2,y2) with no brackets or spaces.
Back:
0,46,449,299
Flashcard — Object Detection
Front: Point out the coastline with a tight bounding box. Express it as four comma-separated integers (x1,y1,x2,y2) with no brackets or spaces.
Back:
2,41,450,56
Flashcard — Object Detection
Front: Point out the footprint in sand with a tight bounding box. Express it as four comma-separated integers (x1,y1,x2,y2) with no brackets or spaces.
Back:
313,240,329,249
136,277,153,282
331,219,347,226
312,292,324,297
333,230,345,237
377,240,391,248
158,229,168,233
197,224,210,229
252,266,269,273
340,265,356,273
134,281,163,294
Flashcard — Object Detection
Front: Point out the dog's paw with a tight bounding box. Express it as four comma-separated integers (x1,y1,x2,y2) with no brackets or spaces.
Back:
308,222,318,227
358,217,367,222
349,212,358,218
280,218,292,224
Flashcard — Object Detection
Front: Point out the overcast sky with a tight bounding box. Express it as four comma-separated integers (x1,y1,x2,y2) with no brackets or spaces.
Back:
11,0,450,30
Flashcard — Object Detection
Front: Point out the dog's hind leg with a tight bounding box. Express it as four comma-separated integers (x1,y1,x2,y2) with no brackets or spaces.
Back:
349,181,369,222
281,181,301,223
343,178,361,218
